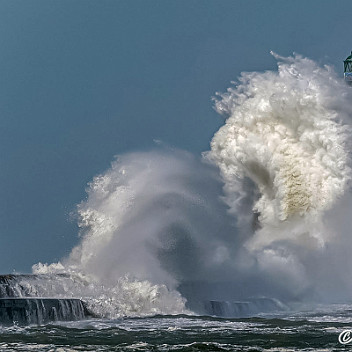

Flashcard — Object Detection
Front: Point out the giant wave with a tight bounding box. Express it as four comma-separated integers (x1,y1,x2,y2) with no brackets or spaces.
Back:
26,53,352,318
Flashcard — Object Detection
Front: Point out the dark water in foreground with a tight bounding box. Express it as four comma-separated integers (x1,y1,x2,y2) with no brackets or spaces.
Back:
1,305,352,351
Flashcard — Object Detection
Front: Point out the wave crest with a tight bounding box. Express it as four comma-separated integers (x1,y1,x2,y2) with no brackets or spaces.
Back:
209,53,351,248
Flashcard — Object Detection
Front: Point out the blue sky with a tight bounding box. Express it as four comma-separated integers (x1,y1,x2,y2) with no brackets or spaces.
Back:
0,0,351,273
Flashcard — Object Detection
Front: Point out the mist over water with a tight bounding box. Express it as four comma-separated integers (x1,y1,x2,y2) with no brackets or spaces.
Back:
32,54,352,317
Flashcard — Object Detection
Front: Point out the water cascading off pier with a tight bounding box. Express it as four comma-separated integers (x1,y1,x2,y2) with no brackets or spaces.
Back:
0,275,91,325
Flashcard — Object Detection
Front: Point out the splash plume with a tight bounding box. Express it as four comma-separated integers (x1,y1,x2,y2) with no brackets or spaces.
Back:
31,54,352,316
209,53,352,250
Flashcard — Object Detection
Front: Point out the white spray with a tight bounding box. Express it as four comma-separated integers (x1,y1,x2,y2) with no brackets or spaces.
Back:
208,53,352,301
210,53,351,243
32,53,352,316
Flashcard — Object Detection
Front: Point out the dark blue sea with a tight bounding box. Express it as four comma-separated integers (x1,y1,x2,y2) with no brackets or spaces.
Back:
1,305,352,351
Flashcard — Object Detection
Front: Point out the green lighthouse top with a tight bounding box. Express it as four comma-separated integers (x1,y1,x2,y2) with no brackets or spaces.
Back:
344,51,352,73
344,51,352,84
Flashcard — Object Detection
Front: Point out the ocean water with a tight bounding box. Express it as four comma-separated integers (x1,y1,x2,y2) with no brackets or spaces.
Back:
1,306,352,351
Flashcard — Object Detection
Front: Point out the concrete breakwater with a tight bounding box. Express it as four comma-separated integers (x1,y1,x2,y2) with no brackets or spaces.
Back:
203,298,287,317
0,274,73,298
0,275,91,325
0,298,89,325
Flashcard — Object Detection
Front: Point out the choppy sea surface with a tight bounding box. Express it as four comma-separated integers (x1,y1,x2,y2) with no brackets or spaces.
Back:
1,305,352,351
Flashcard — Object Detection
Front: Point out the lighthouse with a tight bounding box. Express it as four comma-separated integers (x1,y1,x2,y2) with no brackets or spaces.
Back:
344,51,352,85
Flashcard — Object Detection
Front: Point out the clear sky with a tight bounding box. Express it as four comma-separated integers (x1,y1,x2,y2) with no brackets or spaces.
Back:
0,0,351,273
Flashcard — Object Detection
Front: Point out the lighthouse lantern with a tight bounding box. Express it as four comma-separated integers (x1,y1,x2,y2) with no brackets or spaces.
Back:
344,51,352,84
